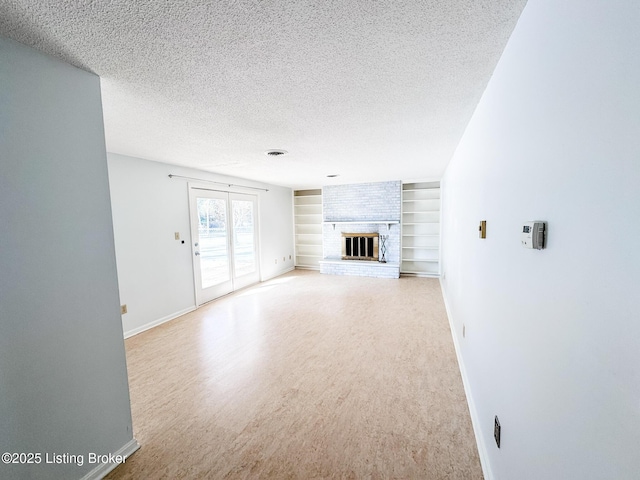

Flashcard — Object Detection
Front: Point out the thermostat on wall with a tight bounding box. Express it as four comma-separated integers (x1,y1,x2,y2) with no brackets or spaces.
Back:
521,221,546,249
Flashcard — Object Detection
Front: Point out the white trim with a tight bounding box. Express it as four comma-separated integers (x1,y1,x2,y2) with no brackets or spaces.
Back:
399,272,440,278
261,266,295,282
440,279,493,480
123,306,196,339
294,265,320,271
187,182,198,308
79,437,140,480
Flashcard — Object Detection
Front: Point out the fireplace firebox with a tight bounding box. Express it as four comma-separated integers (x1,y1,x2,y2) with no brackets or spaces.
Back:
341,233,379,261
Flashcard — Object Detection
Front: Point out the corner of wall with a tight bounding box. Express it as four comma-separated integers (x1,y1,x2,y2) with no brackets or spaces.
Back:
439,279,493,480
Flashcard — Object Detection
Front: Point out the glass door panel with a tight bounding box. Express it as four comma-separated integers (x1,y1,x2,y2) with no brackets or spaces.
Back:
232,199,256,277
190,189,233,304
230,193,260,290
197,197,230,288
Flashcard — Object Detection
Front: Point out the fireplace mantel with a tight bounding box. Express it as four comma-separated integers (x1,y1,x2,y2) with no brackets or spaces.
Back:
323,220,399,230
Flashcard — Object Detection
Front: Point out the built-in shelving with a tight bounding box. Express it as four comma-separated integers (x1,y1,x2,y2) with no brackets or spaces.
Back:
294,189,322,269
401,182,440,277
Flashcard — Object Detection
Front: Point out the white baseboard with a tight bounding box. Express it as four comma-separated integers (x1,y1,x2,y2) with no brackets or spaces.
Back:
399,272,440,278
80,437,140,480
261,266,295,282
123,306,196,339
440,279,493,480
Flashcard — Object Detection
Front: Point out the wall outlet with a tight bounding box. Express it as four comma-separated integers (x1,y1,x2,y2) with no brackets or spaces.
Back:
283,257,286,262
121,304,128,315
174,232,180,240
494,416,501,448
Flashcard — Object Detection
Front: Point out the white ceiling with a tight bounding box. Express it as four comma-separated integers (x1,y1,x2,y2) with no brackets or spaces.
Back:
1,1,527,189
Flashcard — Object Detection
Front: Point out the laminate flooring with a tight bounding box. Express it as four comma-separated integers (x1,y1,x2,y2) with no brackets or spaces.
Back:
106,270,482,479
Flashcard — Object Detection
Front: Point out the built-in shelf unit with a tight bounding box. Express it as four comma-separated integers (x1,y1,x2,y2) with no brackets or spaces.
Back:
294,189,322,269
401,182,440,277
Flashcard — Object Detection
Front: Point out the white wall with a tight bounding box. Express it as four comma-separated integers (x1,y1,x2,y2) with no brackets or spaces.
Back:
440,1,640,479
107,153,294,337
0,37,136,479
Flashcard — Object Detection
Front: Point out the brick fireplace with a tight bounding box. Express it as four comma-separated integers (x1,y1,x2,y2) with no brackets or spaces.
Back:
319,181,401,278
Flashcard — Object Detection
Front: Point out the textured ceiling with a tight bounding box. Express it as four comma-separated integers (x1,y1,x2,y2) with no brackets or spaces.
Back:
1,1,527,189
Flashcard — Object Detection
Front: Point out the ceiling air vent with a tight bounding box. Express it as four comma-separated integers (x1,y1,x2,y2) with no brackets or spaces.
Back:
265,149,288,156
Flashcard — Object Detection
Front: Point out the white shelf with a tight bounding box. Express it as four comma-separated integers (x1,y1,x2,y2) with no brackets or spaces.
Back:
294,190,323,269
402,212,440,216
323,220,399,224
401,183,440,276
401,233,439,236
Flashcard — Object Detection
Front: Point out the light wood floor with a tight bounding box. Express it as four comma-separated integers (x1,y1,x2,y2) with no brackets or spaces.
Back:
106,270,482,479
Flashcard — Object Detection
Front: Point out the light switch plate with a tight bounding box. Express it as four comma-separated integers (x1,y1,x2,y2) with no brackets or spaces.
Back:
479,220,487,239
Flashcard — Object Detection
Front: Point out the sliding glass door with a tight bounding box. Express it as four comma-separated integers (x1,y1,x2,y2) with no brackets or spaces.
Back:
189,188,259,305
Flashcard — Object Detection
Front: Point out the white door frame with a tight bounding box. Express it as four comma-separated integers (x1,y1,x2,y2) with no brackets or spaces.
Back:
188,184,261,306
